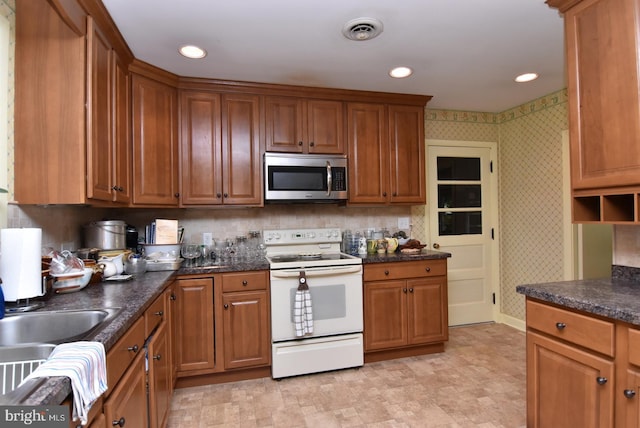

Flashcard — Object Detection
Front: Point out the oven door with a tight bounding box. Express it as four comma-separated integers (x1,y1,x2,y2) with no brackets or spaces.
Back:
270,264,363,342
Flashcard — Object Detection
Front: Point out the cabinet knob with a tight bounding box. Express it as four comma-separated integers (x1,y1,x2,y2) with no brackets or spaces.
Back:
242,280,248,286
111,185,118,191
223,193,229,198
224,304,229,309
174,193,180,198
153,354,162,361
624,389,637,399
555,322,567,330
127,344,139,353
433,243,440,249
392,192,397,196
403,288,407,293
154,310,163,316
112,417,125,427
170,293,176,301
309,141,315,147
596,376,608,385
118,186,124,192
409,288,414,293
298,141,303,146
384,270,389,275
382,192,387,197
216,193,222,198
425,267,431,272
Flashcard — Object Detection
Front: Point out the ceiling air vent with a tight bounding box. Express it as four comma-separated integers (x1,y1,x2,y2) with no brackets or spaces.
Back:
342,18,384,41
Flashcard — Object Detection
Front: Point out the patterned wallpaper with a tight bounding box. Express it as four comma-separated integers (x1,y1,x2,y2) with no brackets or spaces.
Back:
423,89,569,321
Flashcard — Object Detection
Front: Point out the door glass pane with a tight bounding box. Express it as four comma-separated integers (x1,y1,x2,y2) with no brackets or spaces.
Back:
437,157,480,181
438,184,481,208
439,212,482,235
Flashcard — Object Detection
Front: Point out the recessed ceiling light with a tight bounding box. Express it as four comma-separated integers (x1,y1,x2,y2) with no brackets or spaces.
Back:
389,66,413,78
179,45,207,59
515,72,539,83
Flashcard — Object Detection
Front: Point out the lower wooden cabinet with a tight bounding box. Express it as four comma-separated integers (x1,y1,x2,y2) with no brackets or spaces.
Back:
148,321,172,428
220,271,270,370
524,298,640,428
174,277,215,373
526,330,614,427
103,352,148,428
363,259,448,361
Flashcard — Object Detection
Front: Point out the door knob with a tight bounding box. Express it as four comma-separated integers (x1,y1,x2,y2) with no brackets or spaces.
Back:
433,243,440,249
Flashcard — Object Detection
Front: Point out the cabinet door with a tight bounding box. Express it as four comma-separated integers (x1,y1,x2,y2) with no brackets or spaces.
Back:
180,91,223,205
388,105,425,204
148,322,171,428
174,278,215,372
221,94,263,205
621,369,640,428
307,100,344,154
86,17,114,202
265,96,304,153
347,103,388,204
364,280,407,351
131,74,179,205
222,290,270,369
407,277,448,345
113,53,131,204
526,331,614,428
564,0,640,190
103,353,148,428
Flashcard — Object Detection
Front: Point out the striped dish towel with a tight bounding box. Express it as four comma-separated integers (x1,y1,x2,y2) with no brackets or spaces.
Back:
294,272,313,337
20,341,107,425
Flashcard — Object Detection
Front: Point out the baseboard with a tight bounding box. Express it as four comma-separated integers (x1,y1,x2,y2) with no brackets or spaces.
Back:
499,313,526,332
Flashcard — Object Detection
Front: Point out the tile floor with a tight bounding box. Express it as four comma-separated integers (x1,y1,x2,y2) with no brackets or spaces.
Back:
167,323,526,428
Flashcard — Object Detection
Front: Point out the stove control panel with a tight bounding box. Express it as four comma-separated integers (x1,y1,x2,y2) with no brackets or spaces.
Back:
263,228,342,245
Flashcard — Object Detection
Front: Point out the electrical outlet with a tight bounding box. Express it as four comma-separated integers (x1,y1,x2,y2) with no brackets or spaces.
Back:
398,217,410,230
203,232,213,246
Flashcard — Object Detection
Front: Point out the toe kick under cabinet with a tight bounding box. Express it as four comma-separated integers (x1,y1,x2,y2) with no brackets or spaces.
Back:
363,259,449,363
525,298,640,428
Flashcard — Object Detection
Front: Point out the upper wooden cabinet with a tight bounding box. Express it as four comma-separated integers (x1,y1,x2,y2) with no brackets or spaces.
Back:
131,73,180,206
265,97,345,154
86,17,131,204
180,91,262,206
15,0,133,205
348,103,426,205
548,0,640,223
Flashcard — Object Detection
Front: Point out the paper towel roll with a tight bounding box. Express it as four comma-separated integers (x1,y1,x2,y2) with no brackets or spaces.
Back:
0,228,43,301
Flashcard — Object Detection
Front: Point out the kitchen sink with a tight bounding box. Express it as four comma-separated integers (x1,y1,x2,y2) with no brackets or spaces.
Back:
0,307,121,346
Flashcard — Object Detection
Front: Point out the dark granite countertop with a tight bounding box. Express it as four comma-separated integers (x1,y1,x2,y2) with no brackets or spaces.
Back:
359,249,451,263
516,265,640,326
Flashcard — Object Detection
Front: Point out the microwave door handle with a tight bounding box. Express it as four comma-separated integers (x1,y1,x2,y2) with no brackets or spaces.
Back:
326,161,332,197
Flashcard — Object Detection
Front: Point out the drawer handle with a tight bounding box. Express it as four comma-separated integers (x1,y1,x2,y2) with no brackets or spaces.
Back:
153,354,162,361
425,267,431,272
127,345,139,353
596,376,608,385
384,270,389,276
112,417,125,427
555,322,566,330
154,310,164,316
624,389,637,399
242,280,248,286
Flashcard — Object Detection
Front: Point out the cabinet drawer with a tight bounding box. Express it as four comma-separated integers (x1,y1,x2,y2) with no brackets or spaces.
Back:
363,259,446,282
144,294,166,337
106,316,145,392
526,299,614,357
222,270,268,292
628,327,640,367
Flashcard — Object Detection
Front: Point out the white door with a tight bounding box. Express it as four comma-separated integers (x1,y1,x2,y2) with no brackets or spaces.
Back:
427,143,497,326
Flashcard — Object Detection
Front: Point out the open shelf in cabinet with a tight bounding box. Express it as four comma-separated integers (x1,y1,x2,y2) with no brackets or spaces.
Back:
573,196,601,222
602,194,635,222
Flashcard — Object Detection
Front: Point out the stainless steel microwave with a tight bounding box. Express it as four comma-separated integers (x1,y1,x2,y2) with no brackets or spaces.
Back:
264,153,348,202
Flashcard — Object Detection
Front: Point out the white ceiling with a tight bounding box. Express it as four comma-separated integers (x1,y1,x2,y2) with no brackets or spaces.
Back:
102,0,565,113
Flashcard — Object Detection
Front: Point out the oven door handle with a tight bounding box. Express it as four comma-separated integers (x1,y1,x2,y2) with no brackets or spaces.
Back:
271,265,362,278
